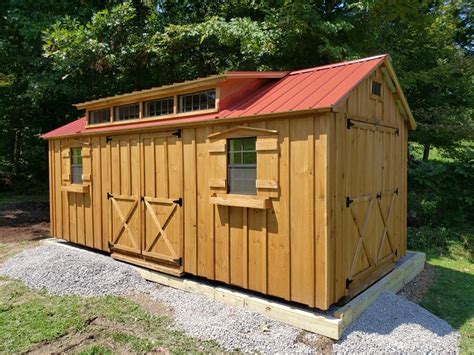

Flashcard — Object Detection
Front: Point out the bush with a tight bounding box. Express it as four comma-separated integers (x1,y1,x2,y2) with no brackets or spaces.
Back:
408,157,474,227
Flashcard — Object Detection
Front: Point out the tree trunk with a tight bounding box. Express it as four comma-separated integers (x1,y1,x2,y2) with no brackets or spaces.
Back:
13,129,20,174
422,143,430,161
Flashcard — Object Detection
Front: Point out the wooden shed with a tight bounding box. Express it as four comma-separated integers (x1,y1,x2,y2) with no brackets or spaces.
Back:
42,54,416,310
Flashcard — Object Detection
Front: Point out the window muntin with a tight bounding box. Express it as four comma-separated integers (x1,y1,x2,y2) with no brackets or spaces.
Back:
227,137,257,195
89,108,110,125
144,97,174,118
70,147,83,184
371,81,382,97
114,103,140,121
178,89,216,113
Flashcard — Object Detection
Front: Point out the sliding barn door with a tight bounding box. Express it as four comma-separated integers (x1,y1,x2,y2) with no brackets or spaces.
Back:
108,134,142,256
141,132,183,269
345,119,400,296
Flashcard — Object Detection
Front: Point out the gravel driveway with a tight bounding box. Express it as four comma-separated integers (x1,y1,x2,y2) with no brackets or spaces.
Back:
0,244,459,353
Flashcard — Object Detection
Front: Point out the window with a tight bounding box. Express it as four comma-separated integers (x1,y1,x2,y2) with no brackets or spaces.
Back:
227,137,257,195
144,97,174,117
178,89,216,113
371,80,382,97
70,147,83,184
89,108,110,125
114,103,140,121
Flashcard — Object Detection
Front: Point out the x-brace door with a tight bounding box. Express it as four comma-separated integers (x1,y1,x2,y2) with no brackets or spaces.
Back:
142,197,182,266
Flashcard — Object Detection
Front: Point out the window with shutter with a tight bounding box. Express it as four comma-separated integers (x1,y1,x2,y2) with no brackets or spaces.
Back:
207,126,279,209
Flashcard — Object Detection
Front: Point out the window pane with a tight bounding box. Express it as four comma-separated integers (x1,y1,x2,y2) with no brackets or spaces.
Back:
144,97,173,117
114,103,139,121
372,81,382,96
178,89,216,113
89,108,110,125
71,166,83,184
242,138,255,151
227,136,257,195
229,152,241,165
243,152,256,164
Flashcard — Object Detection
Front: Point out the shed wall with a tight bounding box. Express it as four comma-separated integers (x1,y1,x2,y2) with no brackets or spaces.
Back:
327,67,409,303
48,113,332,309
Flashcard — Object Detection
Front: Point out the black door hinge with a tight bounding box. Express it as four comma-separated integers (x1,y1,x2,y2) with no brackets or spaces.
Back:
172,129,181,138
173,257,183,266
347,118,354,129
395,249,398,256
173,197,183,206
106,136,112,143
346,278,353,289
394,187,399,195
140,196,145,202
346,196,353,207
107,192,113,200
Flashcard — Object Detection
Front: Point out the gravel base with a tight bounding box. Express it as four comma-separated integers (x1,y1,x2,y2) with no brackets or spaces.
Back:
0,244,460,353
0,245,154,296
334,291,459,354
151,285,321,353
0,244,321,352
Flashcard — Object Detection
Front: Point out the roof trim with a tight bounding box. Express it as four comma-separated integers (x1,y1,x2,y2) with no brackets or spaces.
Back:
330,55,416,130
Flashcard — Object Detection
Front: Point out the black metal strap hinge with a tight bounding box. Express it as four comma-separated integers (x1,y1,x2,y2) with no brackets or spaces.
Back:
107,192,113,200
346,196,353,208
347,118,354,129
172,129,181,138
173,197,183,207
140,196,145,202
346,278,353,289
376,192,382,200
173,257,183,266
106,136,112,143
395,249,398,256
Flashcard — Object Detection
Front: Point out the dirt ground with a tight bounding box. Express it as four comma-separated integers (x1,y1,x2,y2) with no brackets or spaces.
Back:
0,202,50,243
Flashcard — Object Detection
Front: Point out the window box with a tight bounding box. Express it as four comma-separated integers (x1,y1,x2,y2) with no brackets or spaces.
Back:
209,195,271,209
61,184,90,193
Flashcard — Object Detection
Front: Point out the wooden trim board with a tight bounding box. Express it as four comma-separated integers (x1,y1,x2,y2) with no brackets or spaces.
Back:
40,239,424,340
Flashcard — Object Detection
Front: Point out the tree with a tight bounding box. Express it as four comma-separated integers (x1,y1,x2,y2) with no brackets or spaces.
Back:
350,0,474,160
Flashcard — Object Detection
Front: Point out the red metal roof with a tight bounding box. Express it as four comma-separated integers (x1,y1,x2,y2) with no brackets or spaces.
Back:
42,54,392,139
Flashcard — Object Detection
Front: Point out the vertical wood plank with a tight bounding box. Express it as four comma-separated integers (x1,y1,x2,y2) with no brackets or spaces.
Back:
265,118,291,300
289,116,315,307
183,128,198,274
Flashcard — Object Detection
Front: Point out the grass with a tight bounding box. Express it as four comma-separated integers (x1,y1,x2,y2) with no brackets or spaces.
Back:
409,225,474,354
421,254,473,354
0,191,48,205
0,276,220,353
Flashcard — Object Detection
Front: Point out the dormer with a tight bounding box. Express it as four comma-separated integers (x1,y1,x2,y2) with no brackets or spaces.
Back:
75,71,288,129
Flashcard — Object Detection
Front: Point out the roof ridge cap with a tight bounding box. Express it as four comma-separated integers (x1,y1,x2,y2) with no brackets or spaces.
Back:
289,54,388,75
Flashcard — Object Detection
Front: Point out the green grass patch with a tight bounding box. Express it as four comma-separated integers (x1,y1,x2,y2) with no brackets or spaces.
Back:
410,225,474,354
0,191,49,205
421,254,473,354
78,345,113,355
0,279,220,353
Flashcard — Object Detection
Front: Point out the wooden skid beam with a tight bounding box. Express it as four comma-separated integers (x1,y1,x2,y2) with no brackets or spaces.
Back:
134,265,343,339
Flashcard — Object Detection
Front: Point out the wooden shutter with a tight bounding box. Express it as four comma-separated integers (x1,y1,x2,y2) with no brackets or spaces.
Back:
256,135,279,197
61,147,71,183
208,138,227,195
81,144,92,183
